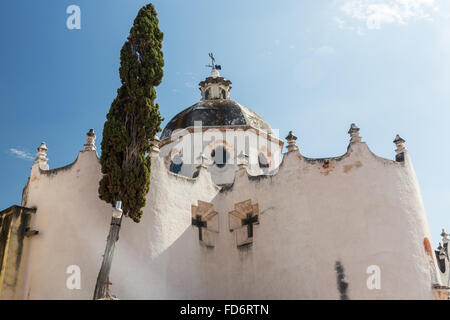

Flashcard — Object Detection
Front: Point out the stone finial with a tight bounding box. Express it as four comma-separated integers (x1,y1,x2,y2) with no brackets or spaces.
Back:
441,229,449,245
84,129,96,151
393,134,406,151
285,131,299,152
35,142,49,170
150,135,161,155
438,243,446,260
211,69,220,78
393,134,407,162
348,123,362,143
196,153,208,170
237,151,249,170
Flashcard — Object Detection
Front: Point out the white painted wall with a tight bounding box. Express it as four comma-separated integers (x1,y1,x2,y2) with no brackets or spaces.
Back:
17,140,437,299
20,151,111,299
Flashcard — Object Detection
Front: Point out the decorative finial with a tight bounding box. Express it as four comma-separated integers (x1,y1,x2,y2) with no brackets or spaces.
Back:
393,134,407,162
393,134,405,144
438,243,446,260
237,151,249,170
441,229,448,245
348,123,361,143
196,153,208,170
285,131,299,152
150,135,160,155
35,142,49,170
84,129,96,151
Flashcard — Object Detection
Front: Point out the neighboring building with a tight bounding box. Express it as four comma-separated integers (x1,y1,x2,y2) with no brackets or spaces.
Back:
0,68,448,300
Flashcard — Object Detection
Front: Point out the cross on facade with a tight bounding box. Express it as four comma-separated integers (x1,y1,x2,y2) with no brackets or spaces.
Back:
242,213,258,238
229,200,260,247
192,214,207,241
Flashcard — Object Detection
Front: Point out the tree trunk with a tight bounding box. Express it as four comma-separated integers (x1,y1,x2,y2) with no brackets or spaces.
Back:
93,216,122,300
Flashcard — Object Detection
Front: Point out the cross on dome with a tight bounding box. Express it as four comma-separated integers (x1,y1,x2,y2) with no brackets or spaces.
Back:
199,53,231,100
206,52,222,73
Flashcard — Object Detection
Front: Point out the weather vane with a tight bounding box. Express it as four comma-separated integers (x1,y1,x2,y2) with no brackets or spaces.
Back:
206,53,221,71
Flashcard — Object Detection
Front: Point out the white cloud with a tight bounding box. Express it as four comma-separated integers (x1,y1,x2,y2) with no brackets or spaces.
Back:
9,148,34,161
336,0,439,31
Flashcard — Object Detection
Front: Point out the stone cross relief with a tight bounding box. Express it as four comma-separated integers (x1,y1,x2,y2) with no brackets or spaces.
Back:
191,200,219,247
191,199,260,248
192,214,207,241
242,213,258,238
229,199,259,247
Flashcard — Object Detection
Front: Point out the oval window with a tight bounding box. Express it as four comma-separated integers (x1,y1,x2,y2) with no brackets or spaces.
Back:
169,155,183,174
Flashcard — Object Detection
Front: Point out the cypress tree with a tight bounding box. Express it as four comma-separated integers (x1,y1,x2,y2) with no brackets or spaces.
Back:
94,3,164,299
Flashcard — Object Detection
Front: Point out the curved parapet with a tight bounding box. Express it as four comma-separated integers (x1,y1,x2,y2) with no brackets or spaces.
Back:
19,139,222,299
11,124,437,299
213,137,434,299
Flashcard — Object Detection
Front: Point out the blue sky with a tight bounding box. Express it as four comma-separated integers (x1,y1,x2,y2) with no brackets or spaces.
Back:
0,0,448,245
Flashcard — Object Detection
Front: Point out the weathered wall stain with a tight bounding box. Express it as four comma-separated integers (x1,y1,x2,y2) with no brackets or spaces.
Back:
343,161,363,173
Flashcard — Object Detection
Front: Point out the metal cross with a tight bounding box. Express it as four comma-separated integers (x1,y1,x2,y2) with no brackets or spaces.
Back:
192,214,207,241
206,52,221,71
242,213,258,238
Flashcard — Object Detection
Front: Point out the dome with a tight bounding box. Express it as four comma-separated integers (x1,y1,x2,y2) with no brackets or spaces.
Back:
160,99,273,140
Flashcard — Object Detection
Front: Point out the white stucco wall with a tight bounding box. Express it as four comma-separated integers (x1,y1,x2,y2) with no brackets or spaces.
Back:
20,151,112,299
17,140,437,299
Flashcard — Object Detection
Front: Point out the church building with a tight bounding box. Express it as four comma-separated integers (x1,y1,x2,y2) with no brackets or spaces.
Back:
0,64,449,300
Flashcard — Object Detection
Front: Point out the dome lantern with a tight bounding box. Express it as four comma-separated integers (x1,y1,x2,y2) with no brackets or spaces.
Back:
199,53,231,101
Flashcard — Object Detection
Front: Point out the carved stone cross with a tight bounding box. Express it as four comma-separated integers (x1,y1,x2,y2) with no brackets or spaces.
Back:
242,213,258,238
229,199,260,247
191,200,219,247
192,214,207,241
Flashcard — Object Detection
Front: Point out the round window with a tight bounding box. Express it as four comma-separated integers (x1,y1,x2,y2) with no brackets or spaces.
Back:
169,155,183,174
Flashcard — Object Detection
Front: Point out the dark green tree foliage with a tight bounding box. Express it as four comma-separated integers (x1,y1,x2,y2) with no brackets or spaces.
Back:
99,4,164,223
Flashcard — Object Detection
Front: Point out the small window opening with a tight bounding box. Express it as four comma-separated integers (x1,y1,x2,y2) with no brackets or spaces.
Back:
258,153,269,169
211,147,229,168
